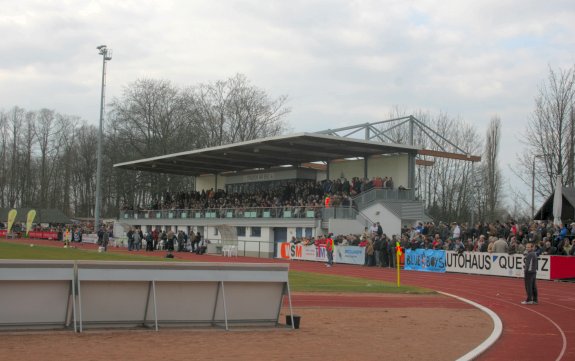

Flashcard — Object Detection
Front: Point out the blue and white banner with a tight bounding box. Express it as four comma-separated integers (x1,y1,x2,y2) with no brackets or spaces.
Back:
404,249,446,273
335,246,365,265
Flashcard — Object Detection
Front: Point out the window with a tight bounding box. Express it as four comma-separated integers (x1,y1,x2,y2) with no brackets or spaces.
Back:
237,227,246,237
305,227,313,238
250,227,261,237
295,227,302,238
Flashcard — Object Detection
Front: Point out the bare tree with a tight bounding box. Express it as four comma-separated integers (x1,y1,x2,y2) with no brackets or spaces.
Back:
482,116,502,221
17,111,37,206
0,110,9,207
109,74,290,210
517,65,575,209
193,74,289,147
6,107,25,207
34,108,59,208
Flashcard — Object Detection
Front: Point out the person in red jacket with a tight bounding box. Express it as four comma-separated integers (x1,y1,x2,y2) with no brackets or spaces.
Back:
325,233,334,267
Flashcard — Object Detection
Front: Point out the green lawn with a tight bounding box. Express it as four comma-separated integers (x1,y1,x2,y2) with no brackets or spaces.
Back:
0,242,432,294
289,270,432,294
0,242,169,261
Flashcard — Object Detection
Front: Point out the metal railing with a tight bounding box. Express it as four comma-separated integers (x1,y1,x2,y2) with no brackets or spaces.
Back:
209,239,270,258
352,187,415,209
119,188,416,222
120,206,323,221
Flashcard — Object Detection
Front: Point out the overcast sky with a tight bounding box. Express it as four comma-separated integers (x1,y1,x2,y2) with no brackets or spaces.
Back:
1,0,574,207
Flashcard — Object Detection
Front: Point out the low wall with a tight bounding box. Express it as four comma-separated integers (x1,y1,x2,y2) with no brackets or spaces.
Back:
0,260,293,332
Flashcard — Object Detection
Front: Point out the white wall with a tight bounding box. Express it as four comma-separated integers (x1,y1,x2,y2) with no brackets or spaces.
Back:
367,154,409,188
195,174,225,191
329,159,365,179
328,218,365,236
361,203,402,237
327,154,409,186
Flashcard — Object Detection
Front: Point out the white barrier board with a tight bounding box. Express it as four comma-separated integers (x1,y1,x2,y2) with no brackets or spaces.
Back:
445,251,551,280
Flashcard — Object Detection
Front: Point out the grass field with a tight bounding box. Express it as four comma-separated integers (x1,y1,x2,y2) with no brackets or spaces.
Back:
0,242,432,294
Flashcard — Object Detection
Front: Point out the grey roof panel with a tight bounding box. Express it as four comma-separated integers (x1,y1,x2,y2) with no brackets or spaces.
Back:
113,133,420,176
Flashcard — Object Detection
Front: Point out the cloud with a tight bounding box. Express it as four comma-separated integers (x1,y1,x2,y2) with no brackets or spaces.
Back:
0,1,574,197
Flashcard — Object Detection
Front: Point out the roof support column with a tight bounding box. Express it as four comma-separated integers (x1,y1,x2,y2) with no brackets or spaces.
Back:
408,153,416,189
364,157,368,179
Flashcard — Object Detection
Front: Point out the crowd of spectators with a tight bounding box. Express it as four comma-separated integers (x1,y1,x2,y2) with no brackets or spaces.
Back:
396,220,575,256
288,219,575,267
121,176,398,213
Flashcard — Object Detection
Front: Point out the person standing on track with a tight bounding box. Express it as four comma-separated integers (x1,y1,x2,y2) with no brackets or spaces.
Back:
325,233,334,267
522,242,539,305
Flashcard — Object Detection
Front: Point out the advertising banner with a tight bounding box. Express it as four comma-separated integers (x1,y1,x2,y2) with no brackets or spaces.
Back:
445,251,551,280
82,234,99,244
335,246,365,265
404,249,446,273
26,209,36,237
7,209,17,234
276,243,365,265
27,231,58,240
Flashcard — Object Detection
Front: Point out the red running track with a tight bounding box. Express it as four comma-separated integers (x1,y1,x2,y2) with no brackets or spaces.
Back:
7,239,575,361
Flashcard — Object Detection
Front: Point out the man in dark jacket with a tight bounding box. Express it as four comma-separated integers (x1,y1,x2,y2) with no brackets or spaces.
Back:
522,242,538,305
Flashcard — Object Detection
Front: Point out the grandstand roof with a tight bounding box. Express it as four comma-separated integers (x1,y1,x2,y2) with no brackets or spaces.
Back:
113,132,420,176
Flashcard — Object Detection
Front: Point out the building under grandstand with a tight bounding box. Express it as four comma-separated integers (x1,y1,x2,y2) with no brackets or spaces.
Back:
114,117,481,258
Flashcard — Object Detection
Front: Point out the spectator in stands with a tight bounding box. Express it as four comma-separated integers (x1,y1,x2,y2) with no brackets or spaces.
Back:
476,235,487,252
432,234,442,250
160,230,167,250
195,238,208,255
373,236,383,267
541,240,557,255
365,238,375,266
133,228,142,251
376,222,383,237
126,228,134,251
452,222,461,240
464,238,474,252
192,232,201,252
146,231,154,251
508,237,519,255
166,230,175,251
516,238,526,254
559,238,572,255
370,223,378,237
377,235,386,267
102,227,110,252
487,237,496,253
454,238,465,253
493,237,509,253
152,228,159,250
361,227,370,240
97,226,104,246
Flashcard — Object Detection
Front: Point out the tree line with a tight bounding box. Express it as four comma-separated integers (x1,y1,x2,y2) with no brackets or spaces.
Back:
0,74,289,219
1,66,573,224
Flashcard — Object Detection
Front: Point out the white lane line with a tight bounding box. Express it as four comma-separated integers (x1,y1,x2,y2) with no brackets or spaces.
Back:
438,291,502,361
515,304,567,361
440,289,568,361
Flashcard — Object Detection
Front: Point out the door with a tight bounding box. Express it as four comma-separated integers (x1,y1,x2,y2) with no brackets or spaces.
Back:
273,227,288,257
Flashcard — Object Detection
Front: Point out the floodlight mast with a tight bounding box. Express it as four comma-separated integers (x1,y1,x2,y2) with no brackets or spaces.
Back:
95,45,111,232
